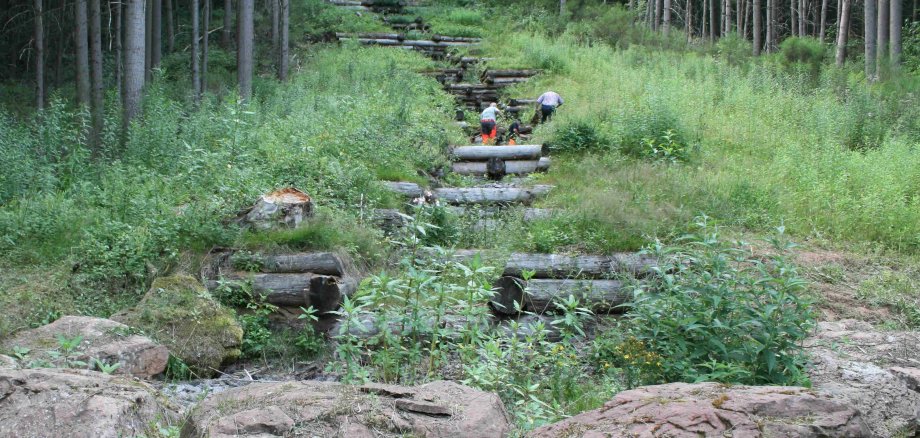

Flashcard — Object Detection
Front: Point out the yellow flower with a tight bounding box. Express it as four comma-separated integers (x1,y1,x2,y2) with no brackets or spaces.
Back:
624,354,630,359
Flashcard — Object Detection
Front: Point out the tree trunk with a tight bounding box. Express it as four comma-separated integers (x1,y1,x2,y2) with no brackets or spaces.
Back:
865,0,877,78
123,0,144,130
710,0,717,39
723,0,730,35
560,0,566,15
271,0,278,59
819,0,828,40
165,0,174,52
151,0,161,68
192,0,200,102
890,0,902,66
685,0,693,41
220,272,355,311
703,0,709,37
279,0,288,81
798,0,805,35
767,0,776,51
491,277,629,315
34,0,45,110
790,0,797,36
89,0,104,145
754,0,762,53
501,252,658,279
451,158,551,176
878,0,889,74
835,0,851,66
663,0,672,34
144,0,151,80
433,186,553,205
115,0,123,101
202,0,209,93
222,0,232,48
654,0,662,29
75,0,91,108
237,0,253,102
55,0,66,88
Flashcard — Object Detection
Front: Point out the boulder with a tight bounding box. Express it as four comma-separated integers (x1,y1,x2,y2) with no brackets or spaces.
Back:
0,368,179,438
806,319,920,437
237,188,313,230
0,316,169,378
527,382,868,438
113,275,243,377
182,379,511,438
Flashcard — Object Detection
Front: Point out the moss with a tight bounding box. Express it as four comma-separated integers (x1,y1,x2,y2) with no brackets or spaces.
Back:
113,275,243,377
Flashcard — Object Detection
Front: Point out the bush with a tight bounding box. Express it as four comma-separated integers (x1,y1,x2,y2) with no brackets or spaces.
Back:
550,119,609,154
620,219,815,385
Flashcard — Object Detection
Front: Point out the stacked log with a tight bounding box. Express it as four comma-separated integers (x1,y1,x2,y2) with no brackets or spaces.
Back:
449,144,550,178
204,251,358,316
451,157,551,176
383,182,553,205
335,34,478,59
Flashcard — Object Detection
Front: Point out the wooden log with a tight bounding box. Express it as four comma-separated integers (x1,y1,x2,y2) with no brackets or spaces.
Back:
221,272,356,312
355,38,404,46
509,98,538,106
492,276,628,315
372,208,410,231
431,34,481,43
503,253,658,278
433,185,552,205
486,77,532,85
452,144,545,161
481,69,541,78
259,252,346,275
451,157,551,175
383,181,423,197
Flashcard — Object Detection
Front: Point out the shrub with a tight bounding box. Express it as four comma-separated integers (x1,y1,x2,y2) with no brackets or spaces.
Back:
550,119,610,154
621,219,816,385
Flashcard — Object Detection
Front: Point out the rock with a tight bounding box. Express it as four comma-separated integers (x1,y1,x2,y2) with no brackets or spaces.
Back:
237,188,314,230
183,379,511,438
0,316,169,378
805,319,920,437
113,275,243,377
0,354,15,369
527,382,868,438
0,368,178,438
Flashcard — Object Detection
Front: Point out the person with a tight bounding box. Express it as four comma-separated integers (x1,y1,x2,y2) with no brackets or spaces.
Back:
480,102,500,145
536,91,563,123
506,119,522,145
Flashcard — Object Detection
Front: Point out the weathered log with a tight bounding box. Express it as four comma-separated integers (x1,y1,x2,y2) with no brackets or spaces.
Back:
452,144,545,161
486,77,532,85
451,157,551,175
481,69,541,79
431,34,481,43
383,181,424,197
492,277,628,315
336,32,404,40
221,272,356,312
509,98,538,106
433,185,552,205
504,253,658,278
259,252,346,275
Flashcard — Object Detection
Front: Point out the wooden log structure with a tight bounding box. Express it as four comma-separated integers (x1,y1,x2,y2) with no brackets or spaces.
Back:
480,69,541,79
451,157,551,176
382,181,424,197
491,277,629,315
503,253,659,278
434,185,552,205
258,252,346,275
451,144,545,161
220,271,357,312
509,98,537,106
431,34,481,43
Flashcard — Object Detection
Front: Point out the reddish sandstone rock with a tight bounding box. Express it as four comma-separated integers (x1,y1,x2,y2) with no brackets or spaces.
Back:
527,382,868,438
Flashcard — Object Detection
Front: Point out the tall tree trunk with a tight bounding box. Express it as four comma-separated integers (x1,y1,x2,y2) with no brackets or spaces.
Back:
710,0,717,39
654,0,662,29
724,0,730,35
115,0,122,100
686,0,693,40
151,0,161,67
89,0,104,145
790,0,797,36
222,0,232,47
754,0,762,53
165,0,174,52
703,0,709,37
279,0,288,81
799,0,806,35
35,0,45,110
890,0,902,66
144,0,151,80
237,0,253,102
866,0,877,78
878,0,889,74
764,0,776,53
202,0,209,93
560,0,566,15
124,0,144,130
737,0,743,34
663,0,671,34
192,0,200,102
819,0,828,40
75,0,91,108
835,0,851,66
271,0,278,60
56,0,66,88
743,0,751,37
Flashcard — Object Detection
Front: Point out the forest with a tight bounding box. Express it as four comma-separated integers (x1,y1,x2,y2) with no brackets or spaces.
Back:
1,0,920,435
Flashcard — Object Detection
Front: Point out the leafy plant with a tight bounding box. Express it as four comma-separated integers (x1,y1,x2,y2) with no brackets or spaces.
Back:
93,358,122,374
